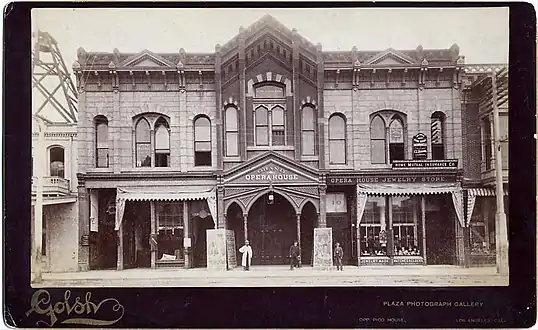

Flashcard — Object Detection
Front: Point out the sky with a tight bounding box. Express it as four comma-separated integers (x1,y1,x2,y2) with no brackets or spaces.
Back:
32,7,509,122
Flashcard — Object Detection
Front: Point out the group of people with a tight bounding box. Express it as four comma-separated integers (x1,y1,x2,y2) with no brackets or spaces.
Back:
238,240,345,271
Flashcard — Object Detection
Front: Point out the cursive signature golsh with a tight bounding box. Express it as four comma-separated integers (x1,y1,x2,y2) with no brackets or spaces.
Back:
26,289,124,327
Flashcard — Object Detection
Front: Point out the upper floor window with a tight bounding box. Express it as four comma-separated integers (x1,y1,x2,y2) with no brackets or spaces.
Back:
431,112,445,160
301,105,315,156
155,117,170,167
49,146,65,177
225,106,239,157
94,115,109,168
482,117,492,171
370,112,406,164
255,106,269,146
271,106,285,146
135,118,151,167
194,116,211,166
329,114,346,164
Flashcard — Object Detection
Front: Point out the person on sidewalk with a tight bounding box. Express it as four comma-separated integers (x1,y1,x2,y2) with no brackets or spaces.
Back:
335,242,344,271
289,241,301,270
239,240,253,271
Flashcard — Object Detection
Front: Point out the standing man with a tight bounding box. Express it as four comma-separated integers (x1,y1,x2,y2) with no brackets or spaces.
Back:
239,240,253,271
289,241,301,270
335,242,344,271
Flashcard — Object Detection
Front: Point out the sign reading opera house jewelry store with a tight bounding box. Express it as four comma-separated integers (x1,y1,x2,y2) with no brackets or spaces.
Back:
327,174,458,185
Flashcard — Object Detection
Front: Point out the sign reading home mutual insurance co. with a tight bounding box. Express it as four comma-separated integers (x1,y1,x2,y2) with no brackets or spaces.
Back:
244,165,300,182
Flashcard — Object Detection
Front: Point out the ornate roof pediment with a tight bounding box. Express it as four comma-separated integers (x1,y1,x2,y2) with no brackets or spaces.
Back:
223,151,319,185
364,48,416,66
119,49,175,67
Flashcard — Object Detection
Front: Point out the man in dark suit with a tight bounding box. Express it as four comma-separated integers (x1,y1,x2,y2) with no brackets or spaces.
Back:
289,241,301,270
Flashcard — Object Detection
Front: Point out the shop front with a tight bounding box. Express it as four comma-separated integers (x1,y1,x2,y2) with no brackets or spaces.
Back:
221,152,321,266
113,186,217,270
327,171,466,266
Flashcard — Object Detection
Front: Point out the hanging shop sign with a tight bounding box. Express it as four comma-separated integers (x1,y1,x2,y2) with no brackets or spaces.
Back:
327,174,458,185
326,193,347,213
412,133,428,160
392,159,458,169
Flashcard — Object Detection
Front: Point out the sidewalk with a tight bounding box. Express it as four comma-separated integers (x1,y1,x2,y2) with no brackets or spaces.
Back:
34,265,508,287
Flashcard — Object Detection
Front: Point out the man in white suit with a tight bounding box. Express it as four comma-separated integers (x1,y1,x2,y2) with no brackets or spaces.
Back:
239,240,253,271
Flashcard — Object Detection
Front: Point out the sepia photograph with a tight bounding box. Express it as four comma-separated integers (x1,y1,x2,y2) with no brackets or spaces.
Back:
29,7,511,289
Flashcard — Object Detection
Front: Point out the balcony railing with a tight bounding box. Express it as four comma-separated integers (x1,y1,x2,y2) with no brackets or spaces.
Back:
32,176,70,196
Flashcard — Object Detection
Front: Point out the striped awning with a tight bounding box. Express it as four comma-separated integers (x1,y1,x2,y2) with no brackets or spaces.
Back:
117,186,214,202
467,187,508,197
357,183,460,196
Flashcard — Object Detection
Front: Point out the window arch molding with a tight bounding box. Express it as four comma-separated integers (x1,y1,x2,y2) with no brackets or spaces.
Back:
132,113,171,168
47,144,66,178
369,110,407,164
328,113,347,164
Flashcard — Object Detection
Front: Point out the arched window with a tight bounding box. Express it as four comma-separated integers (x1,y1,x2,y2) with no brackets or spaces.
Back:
194,116,211,166
255,106,269,146
225,106,239,156
431,112,445,160
389,117,405,161
301,105,315,156
49,146,65,177
135,118,151,167
329,114,346,164
370,116,386,164
271,105,285,146
94,116,109,168
155,117,170,167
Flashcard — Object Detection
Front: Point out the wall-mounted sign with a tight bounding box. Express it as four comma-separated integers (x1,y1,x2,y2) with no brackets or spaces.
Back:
183,237,191,248
412,133,428,160
244,165,300,182
90,216,98,232
392,159,458,169
80,235,90,246
326,193,347,213
327,174,458,185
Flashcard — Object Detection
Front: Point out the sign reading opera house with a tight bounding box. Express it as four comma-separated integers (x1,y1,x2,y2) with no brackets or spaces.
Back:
71,14,494,272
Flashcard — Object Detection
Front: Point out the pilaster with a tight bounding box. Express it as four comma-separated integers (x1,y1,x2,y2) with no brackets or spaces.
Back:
318,183,327,227
77,184,89,271
316,43,325,167
238,28,247,160
292,29,300,160
217,185,226,229
215,44,224,170
112,90,121,173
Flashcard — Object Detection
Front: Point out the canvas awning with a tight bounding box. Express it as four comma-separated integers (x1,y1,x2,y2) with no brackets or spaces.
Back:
356,183,465,228
115,186,217,230
465,187,508,226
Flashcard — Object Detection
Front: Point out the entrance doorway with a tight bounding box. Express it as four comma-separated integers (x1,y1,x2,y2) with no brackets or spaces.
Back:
227,202,245,266
192,215,215,267
90,189,117,270
300,202,316,266
425,195,456,265
122,201,151,269
248,193,296,265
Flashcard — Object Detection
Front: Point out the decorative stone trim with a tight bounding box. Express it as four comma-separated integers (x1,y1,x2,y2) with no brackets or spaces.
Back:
223,97,239,108
246,71,292,97
301,96,317,107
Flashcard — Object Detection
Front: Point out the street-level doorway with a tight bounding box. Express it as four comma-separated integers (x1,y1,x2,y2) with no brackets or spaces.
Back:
192,215,215,267
227,202,245,266
122,201,151,269
425,194,457,265
300,202,316,266
248,193,296,265
90,189,117,270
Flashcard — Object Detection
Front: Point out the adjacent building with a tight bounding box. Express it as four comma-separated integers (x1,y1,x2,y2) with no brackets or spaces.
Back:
71,15,508,271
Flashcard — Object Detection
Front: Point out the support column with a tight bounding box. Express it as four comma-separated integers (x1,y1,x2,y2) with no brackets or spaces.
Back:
217,186,226,229
150,201,156,269
112,90,121,173
386,195,394,264
319,185,327,228
243,213,248,241
296,213,301,247
183,200,191,269
463,226,471,268
78,185,90,271
421,196,427,265
455,212,465,266
117,220,123,271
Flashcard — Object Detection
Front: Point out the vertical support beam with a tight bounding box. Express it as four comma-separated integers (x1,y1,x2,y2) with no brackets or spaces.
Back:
150,201,156,269
492,74,509,275
112,89,121,173
386,195,394,264
296,213,301,247
455,210,465,266
463,225,471,268
413,199,419,248
318,185,327,228
183,200,190,269
78,184,90,271
131,129,136,167
238,28,247,160
316,43,325,167
32,118,45,283
150,129,155,167
217,186,225,229
292,29,300,159
117,219,123,271
421,195,427,265
243,213,248,241
215,45,223,170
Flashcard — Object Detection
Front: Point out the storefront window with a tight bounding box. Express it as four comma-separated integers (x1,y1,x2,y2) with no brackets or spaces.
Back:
360,196,387,256
156,202,184,261
392,196,421,256
470,198,496,255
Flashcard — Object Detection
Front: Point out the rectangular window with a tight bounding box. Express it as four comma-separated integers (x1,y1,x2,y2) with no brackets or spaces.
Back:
432,144,445,160
329,140,346,164
255,108,269,146
226,132,239,156
392,196,421,256
157,202,184,262
483,119,492,170
136,143,151,167
360,196,387,257
97,149,109,168
389,143,405,162
272,108,285,146
302,131,315,156
371,140,386,164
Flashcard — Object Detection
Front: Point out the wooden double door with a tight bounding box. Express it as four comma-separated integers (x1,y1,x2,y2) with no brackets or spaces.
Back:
248,194,296,265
